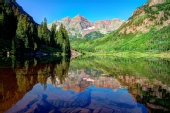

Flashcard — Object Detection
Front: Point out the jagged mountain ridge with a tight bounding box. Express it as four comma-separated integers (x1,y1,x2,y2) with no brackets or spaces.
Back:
48,15,124,38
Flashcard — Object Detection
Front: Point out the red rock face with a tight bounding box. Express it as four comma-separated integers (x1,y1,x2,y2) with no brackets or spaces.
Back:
69,15,93,31
82,29,96,36
48,15,124,38
94,19,124,31
94,20,111,30
61,17,71,25
72,14,89,22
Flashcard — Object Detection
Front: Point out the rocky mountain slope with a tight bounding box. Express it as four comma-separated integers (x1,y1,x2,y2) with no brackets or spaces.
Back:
119,0,170,34
48,15,124,38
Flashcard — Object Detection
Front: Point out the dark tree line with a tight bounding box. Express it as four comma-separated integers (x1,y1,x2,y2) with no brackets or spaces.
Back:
1,3,71,56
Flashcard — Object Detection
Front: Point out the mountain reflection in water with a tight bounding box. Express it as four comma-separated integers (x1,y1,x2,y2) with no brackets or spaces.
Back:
0,56,170,113
6,84,147,113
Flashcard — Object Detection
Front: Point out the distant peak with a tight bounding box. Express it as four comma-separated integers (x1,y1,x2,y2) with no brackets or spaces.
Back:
112,18,120,20
74,14,85,19
76,14,83,17
62,16,71,20
65,16,71,19
73,14,87,21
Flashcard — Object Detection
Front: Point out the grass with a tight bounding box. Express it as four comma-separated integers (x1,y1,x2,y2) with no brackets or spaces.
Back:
80,51,170,59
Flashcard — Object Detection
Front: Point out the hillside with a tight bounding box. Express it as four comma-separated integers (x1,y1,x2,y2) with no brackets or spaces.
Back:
71,0,170,54
48,15,124,38
1,1,71,56
84,31,105,40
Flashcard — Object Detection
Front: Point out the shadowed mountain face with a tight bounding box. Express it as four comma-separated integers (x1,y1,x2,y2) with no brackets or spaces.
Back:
48,15,124,38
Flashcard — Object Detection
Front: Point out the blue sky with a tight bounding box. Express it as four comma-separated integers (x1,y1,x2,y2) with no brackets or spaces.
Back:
16,0,147,24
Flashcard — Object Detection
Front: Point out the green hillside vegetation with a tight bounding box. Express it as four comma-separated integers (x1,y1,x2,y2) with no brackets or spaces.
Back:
71,2,170,56
1,3,70,56
71,25,170,54
84,31,105,40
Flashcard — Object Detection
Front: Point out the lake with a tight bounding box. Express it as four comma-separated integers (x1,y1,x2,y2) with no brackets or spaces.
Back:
0,56,170,113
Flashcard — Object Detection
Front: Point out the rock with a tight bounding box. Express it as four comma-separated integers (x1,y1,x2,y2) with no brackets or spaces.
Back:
71,50,81,59
48,15,124,38
149,0,166,6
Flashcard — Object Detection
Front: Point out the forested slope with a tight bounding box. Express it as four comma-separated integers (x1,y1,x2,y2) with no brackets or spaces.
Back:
1,2,71,56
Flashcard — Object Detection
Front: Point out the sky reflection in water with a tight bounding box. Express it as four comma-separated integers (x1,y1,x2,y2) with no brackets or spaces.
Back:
6,83,147,113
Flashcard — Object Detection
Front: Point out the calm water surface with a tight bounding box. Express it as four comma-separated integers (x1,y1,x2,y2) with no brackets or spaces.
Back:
0,56,170,113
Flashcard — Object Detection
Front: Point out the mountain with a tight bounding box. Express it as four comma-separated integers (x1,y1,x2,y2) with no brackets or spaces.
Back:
71,0,170,54
48,15,124,38
94,18,124,34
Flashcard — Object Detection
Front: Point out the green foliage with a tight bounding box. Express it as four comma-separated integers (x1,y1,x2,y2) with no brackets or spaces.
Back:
16,15,29,50
132,14,148,26
38,18,50,46
50,23,56,47
40,45,61,54
56,24,71,55
145,2,170,22
84,31,105,40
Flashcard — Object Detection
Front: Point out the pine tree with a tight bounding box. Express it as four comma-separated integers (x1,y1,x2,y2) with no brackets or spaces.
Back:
57,24,71,55
62,25,71,55
38,22,43,44
50,23,56,47
15,14,30,52
42,17,50,45
28,22,35,50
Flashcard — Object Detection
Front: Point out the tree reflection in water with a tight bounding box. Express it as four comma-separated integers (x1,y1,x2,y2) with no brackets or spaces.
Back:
0,56,70,112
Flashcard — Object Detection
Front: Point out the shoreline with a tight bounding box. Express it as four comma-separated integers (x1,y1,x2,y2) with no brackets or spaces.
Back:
79,51,170,59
